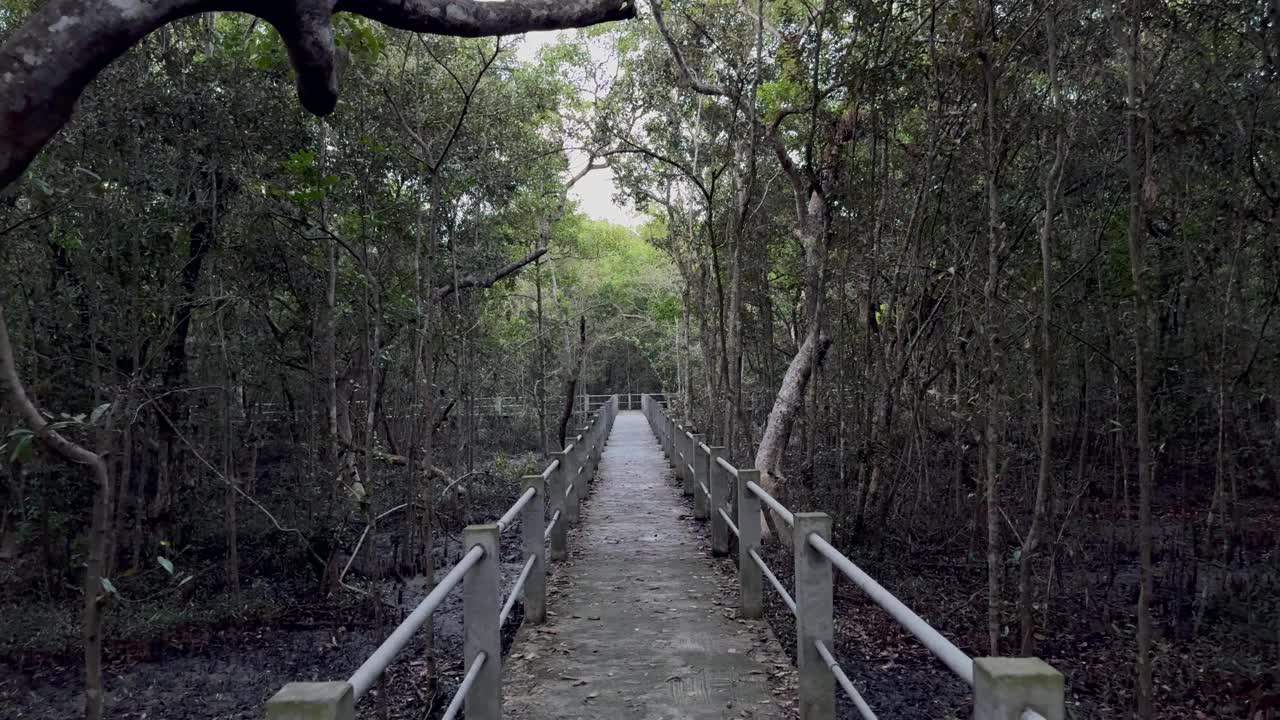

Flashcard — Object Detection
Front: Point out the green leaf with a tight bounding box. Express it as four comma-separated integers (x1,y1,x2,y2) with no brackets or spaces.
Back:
100,577,118,595
8,432,33,464
157,556,174,575
90,402,112,425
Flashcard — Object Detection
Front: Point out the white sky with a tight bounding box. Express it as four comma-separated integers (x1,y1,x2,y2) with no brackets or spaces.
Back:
515,30,645,229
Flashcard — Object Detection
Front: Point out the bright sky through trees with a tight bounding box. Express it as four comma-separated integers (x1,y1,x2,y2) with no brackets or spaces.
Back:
517,29,642,228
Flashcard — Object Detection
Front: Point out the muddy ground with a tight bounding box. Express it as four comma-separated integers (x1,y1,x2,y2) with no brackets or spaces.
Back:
0,525,531,720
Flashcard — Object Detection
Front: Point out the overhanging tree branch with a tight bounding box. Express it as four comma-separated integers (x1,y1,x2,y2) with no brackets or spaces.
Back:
436,246,549,300
0,0,637,190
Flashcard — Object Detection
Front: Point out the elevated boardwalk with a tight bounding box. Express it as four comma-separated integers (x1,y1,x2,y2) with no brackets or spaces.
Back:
503,412,789,719
265,395,1065,720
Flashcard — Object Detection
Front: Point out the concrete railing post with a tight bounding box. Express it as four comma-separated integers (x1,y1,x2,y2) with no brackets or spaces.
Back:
683,431,699,498
604,400,611,445
566,438,582,526
794,513,834,720
973,658,1065,720
672,419,682,472
591,423,603,476
548,450,568,561
586,428,595,477
265,682,354,720
521,475,547,624
692,437,709,520
463,524,501,720
708,446,728,555
736,469,763,619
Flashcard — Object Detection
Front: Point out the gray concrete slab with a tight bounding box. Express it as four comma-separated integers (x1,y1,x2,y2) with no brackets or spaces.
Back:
503,412,793,720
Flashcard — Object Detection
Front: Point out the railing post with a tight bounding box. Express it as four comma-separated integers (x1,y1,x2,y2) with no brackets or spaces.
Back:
565,439,581,526
671,419,682,469
973,658,1065,720
587,433,598,482
794,513,834,720
265,682,354,720
604,398,613,444
693,437,709,520
548,451,568,561
521,475,546,624
708,446,728,555
736,468,763,619
591,423,602,477
683,431,700,498
463,524,501,720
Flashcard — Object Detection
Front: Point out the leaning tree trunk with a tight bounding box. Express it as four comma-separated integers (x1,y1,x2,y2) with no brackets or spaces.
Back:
754,321,830,538
0,307,113,720
557,316,587,448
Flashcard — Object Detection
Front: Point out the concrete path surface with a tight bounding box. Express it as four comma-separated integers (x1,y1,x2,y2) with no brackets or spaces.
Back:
502,412,792,720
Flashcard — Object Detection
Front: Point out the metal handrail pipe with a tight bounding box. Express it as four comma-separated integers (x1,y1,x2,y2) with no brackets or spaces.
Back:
719,508,740,538
814,639,878,720
497,487,536,533
746,481,796,527
348,544,486,698
698,481,710,499
500,554,538,625
440,650,487,720
540,459,560,479
750,548,796,614
807,533,973,685
698,440,711,455
544,510,561,541
1022,711,1048,720
715,456,739,478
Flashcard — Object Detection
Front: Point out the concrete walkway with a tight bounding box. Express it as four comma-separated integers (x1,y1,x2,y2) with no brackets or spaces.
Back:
503,412,791,720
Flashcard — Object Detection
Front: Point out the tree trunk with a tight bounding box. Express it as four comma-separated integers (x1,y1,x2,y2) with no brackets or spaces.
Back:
978,0,1006,656
217,299,240,604
1126,2,1155,715
0,307,113,720
1019,1,1065,656
753,321,830,532
557,316,587,448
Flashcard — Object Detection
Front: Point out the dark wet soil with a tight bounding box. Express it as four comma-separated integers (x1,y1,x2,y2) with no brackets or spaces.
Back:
0,525,532,720
663,473,970,720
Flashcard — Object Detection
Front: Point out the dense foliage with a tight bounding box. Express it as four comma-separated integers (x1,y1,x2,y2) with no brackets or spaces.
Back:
1,1,1278,718
603,1,1280,717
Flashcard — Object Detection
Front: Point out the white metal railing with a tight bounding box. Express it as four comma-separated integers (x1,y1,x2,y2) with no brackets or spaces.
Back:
640,394,1066,720
264,397,620,720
